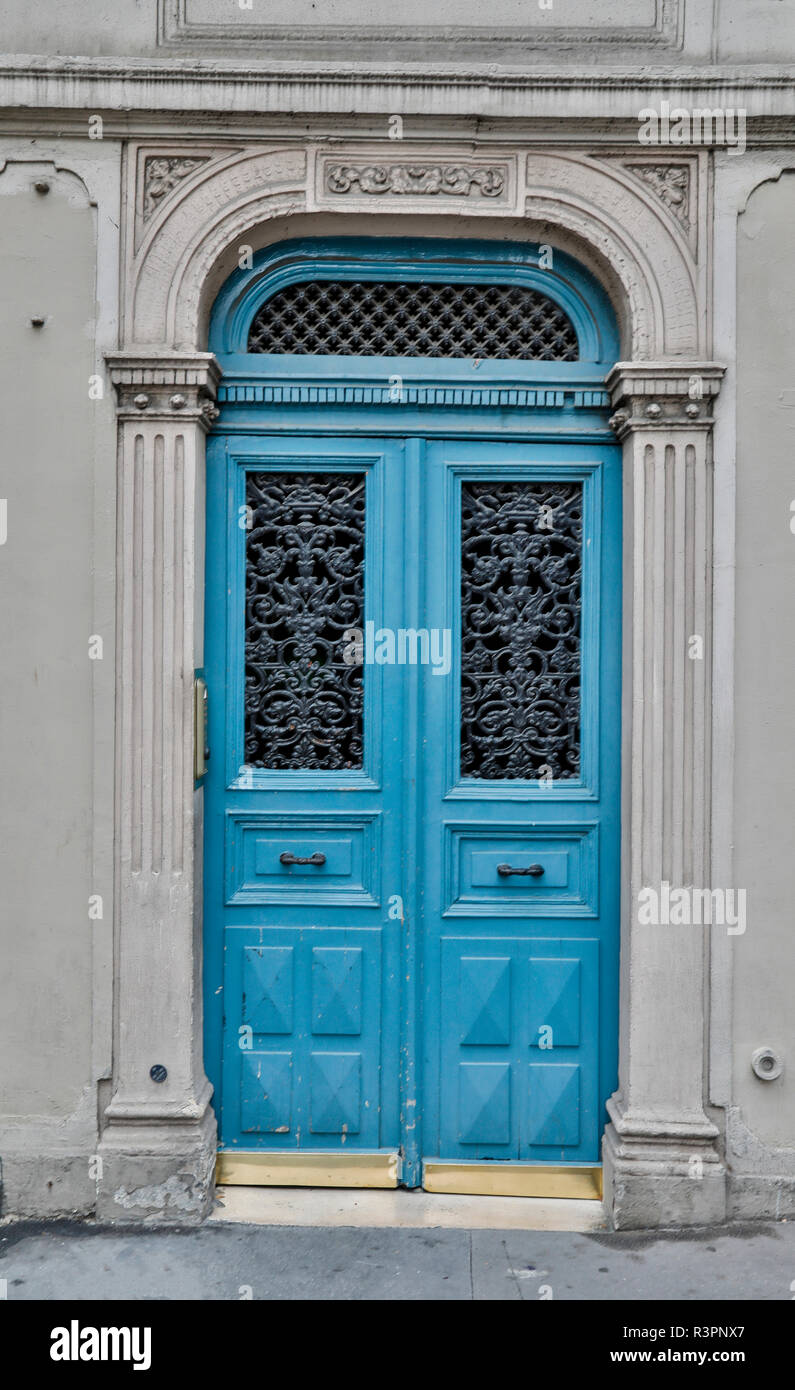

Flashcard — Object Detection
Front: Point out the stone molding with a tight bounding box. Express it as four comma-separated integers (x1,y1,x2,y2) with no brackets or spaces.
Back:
523,152,704,357
124,142,706,360
309,147,518,216
157,0,681,52
131,144,234,253
128,146,307,346
1,61,793,125
323,161,508,199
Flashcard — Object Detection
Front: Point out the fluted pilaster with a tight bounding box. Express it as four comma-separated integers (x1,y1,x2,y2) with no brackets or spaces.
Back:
603,362,727,1228
98,353,220,1222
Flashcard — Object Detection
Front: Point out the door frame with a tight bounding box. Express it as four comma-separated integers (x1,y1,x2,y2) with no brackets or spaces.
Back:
203,419,622,1192
202,237,623,1188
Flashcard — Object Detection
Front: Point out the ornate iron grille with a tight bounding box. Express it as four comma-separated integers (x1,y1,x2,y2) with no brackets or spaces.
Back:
460,479,583,780
247,280,579,360
244,471,365,770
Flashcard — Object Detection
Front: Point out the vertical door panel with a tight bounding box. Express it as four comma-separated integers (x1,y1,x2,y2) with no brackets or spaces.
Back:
204,437,405,1156
421,439,621,1168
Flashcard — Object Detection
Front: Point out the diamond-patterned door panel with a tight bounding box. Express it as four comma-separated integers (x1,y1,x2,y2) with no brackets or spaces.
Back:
310,1053,362,1134
240,1051,292,1134
242,945,294,1034
458,1063,512,1145
440,937,599,1161
222,927,382,1150
459,955,511,1046
528,957,581,1048
526,1063,580,1147
312,947,363,1035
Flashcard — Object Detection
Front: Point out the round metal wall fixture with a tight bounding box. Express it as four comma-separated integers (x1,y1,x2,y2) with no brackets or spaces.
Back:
751,1047,783,1081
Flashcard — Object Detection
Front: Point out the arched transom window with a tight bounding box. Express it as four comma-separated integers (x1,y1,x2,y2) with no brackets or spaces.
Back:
247,279,579,361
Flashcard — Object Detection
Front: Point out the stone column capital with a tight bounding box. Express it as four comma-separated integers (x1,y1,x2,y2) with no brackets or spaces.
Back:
106,350,221,427
606,361,725,438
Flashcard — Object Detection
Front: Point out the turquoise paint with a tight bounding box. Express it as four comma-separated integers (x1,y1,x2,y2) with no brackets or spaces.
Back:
420,438,621,1163
208,236,620,364
203,237,621,1183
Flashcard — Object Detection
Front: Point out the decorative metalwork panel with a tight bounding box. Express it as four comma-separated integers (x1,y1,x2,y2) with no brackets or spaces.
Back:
460,479,583,780
248,280,579,360
244,471,365,770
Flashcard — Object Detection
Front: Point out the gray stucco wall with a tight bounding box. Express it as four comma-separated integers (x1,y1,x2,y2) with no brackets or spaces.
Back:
731,171,795,1197
0,170,94,1113
0,156,118,1215
0,0,792,63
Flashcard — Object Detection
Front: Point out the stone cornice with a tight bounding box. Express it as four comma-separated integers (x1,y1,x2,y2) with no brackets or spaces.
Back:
0,58,794,121
607,361,725,436
4,57,795,84
5,117,795,147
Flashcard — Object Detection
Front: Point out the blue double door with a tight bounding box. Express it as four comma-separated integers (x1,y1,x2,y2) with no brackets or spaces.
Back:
204,430,621,1182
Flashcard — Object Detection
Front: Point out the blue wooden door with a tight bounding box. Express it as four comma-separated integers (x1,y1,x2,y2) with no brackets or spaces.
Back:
419,439,621,1170
204,430,621,1176
204,435,407,1159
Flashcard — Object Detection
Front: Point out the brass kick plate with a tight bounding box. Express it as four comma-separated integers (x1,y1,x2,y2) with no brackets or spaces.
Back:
422,1163,603,1200
216,1151,400,1189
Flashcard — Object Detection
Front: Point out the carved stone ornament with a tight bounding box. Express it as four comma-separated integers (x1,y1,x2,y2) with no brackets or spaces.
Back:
143,156,209,221
631,164,691,231
606,363,725,438
125,146,701,355
107,352,221,426
325,163,506,198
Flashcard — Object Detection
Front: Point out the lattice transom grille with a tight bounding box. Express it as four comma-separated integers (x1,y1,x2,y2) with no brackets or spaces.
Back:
247,280,579,360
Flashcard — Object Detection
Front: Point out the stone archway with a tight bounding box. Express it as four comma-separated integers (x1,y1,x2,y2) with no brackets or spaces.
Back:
100,142,725,1227
125,145,702,358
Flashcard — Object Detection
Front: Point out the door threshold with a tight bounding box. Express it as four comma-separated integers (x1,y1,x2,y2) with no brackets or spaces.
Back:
423,1163,602,1201
215,1150,400,1189
211,1185,606,1231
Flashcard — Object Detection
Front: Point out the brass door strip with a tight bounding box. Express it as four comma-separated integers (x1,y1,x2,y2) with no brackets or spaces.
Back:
422,1162,602,1201
216,1150,400,1189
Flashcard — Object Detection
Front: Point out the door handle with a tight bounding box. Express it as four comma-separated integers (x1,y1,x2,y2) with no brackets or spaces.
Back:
279,851,327,867
193,676,209,780
496,862,544,877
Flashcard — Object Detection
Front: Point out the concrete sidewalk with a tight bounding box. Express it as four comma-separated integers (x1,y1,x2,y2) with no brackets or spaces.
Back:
1,1215,793,1300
